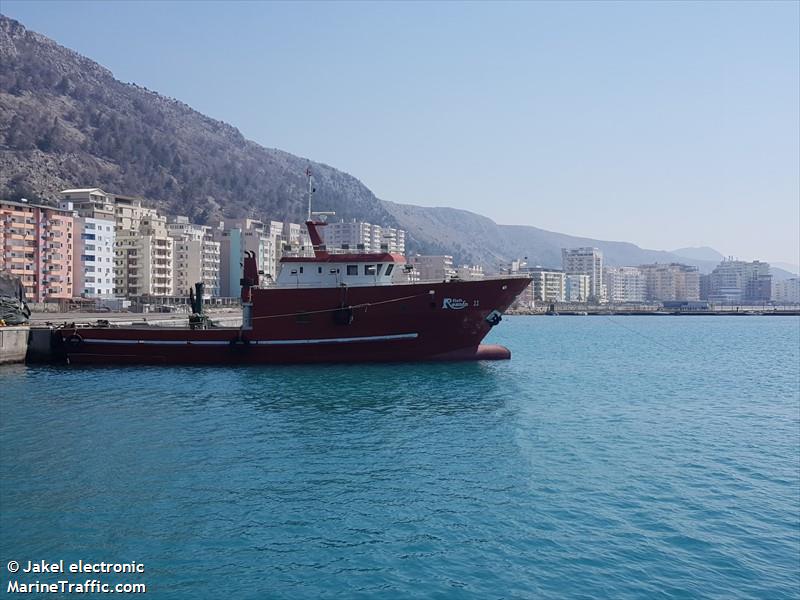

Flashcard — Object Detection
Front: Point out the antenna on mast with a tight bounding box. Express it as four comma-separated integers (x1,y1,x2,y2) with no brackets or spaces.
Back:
305,165,335,221
306,166,313,221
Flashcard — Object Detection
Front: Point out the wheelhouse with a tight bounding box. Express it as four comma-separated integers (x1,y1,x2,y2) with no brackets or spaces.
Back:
275,253,404,287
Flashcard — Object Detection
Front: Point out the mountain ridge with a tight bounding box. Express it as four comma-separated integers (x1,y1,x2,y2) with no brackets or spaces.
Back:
1,14,795,279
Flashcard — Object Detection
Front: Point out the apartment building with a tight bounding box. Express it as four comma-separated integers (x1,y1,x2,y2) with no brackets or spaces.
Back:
167,216,221,298
772,278,800,304
638,263,700,302
514,267,566,303
707,259,771,304
215,218,271,297
565,274,590,302
604,266,646,303
59,188,116,298
454,265,484,280
562,247,604,301
282,221,312,253
378,226,405,253
1,199,75,302
409,255,455,281
321,220,406,253
114,199,174,297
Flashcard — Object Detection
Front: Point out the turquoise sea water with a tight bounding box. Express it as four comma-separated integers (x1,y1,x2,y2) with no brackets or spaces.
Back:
1,316,799,598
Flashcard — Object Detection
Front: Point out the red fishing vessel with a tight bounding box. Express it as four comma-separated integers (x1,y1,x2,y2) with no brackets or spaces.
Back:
58,174,530,365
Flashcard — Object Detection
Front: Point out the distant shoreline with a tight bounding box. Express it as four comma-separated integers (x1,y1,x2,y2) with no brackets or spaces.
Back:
507,308,800,317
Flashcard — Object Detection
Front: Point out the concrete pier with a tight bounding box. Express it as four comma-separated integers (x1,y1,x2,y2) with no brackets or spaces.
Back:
0,326,29,365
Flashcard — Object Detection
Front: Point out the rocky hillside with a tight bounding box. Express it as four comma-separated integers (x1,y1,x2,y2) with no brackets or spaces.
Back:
3,15,791,276
0,15,395,228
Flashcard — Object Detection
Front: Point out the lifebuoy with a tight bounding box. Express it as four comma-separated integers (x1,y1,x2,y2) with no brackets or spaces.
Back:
66,333,83,348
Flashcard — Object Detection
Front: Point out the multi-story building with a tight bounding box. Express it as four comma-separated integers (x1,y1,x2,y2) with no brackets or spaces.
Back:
114,198,174,298
515,267,565,303
215,218,271,297
707,259,771,304
59,188,116,298
1,198,40,300
562,247,603,301
264,221,284,280
321,220,406,253
565,274,590,302
321,220,372,251
699,274,711,301
454,265,484,280
772,278,800,304
409,255,455,281
1,199,75,302
604,266,646,303
167,216,221,298
638,263,700,302
113,194,152,233
283,222,301,245
378,226,405,253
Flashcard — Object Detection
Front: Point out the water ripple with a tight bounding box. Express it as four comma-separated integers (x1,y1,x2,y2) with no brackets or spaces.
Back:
1,316,798,598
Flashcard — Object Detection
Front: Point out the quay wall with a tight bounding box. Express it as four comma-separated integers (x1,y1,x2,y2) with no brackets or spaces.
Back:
0,326,29,365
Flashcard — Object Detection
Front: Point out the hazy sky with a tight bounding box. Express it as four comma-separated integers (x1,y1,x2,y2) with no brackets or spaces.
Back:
4,1,799,265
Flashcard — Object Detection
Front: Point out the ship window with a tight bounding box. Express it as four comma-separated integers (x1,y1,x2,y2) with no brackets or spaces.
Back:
330,268,338,274
290,269,297,275
376,264,384,275
299,266,304,274
385,264,394,276
347,265,358,276
365,265,376,276
318,267,322,274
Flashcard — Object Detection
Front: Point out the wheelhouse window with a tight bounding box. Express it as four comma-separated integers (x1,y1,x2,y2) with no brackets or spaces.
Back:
385,264,394,276
346,265,358,276
364,265,376,276
376,264,384,275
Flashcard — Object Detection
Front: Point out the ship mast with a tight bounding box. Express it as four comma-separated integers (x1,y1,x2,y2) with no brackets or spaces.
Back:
306,166,313,221
305,166,335,222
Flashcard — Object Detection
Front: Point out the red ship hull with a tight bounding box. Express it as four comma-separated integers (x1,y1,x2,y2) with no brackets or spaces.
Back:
58,277,529,365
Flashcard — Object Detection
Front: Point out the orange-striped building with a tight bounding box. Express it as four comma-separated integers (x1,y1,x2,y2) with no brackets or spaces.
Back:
1,199,75,302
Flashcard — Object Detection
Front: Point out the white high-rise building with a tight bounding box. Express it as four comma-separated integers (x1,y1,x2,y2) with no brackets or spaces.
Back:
516,267,565,303
707,259,771,304
59,188,116,298
562,247,603,301
604,266,646,303
321,220,405,253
